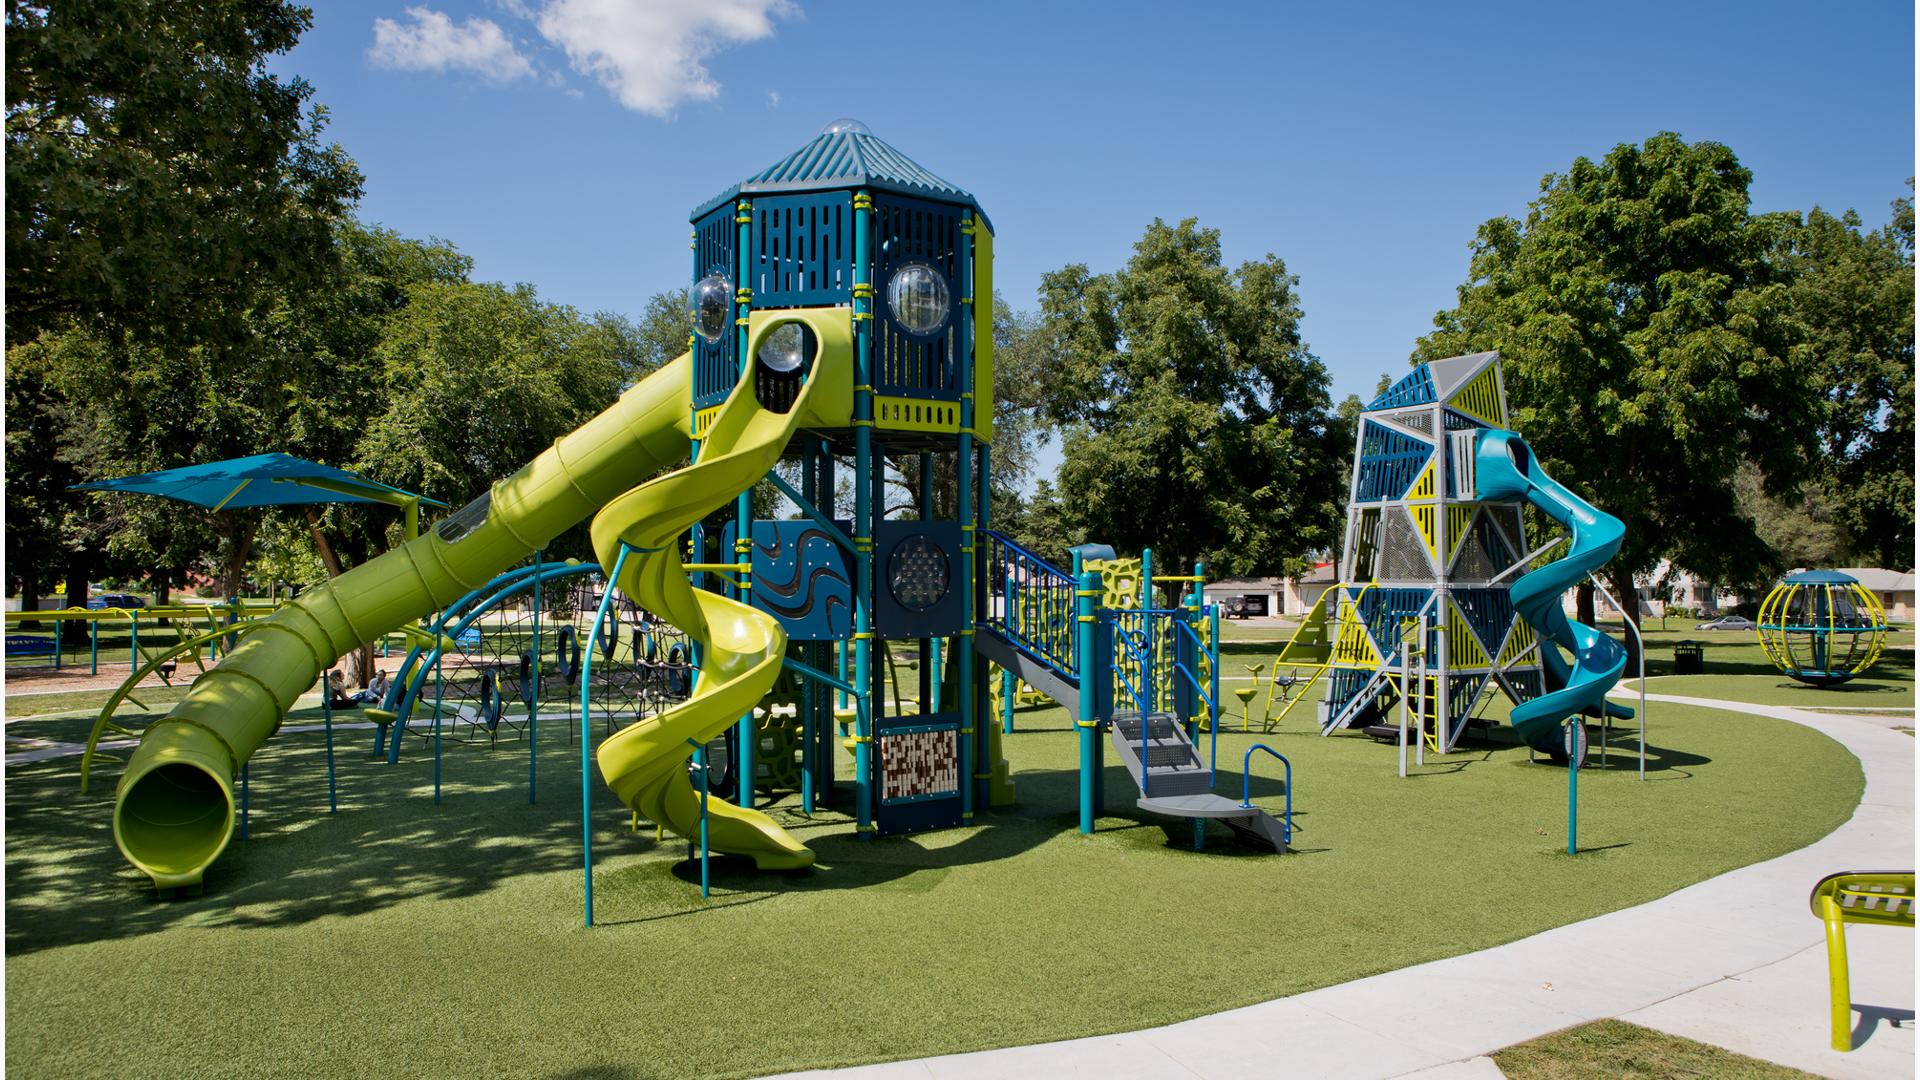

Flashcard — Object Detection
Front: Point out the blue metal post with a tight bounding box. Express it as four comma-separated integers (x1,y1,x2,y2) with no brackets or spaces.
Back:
956,214,980,814
1141,547,1157,722
1076,569,1100,834
52,617,61,669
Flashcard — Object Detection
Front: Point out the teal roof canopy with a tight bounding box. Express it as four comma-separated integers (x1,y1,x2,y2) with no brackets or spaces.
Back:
73,453,445,511
693,121,988,228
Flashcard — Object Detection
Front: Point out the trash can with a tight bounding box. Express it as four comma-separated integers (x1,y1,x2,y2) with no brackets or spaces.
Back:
1673,641,1705,675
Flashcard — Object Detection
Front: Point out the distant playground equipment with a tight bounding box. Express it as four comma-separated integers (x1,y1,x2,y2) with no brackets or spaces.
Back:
1758,571,1888,687
1267,351,1640,774
1810,871,1914,1052
102,121,1287,907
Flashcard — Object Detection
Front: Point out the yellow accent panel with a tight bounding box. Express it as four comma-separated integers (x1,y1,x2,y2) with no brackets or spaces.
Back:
1331,609,1382,668
1445,598,1492,668
1496,618,1537,669
1410,505,1439,562
1407,458,1438,501
1449,365,1505,426
692,406,722,439
972,219,995,444
1447,505,1475,563
873,396,961,433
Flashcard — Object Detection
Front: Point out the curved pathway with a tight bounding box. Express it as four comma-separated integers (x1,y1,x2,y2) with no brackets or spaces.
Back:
777,695,1913,1080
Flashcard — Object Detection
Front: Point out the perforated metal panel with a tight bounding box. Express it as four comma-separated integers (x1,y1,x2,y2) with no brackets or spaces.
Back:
751,193,854,307
873,194,964,401
1379,506,1434,580
1354,421,1433,502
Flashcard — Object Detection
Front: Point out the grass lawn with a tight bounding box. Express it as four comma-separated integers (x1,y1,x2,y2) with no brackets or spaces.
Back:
5,646,1864,1080
1495,1020,1821,1079
1612,625,1914,713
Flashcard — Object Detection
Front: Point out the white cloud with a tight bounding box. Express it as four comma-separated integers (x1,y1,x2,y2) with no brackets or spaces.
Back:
368,7,535,83
532,0,798,116
766,90,781,108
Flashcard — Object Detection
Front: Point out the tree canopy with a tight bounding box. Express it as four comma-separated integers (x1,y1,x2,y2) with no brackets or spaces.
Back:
1019,218,1348,577
1414,133,1825,613
5,0,362,349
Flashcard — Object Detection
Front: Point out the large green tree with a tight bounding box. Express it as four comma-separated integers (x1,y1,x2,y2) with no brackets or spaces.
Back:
1779,193,1915,568
1030,218,1348,577
1414,133,1821,652
5,0,362,348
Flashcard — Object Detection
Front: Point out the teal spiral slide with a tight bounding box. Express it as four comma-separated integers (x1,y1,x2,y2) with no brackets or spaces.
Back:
1474,428,1633,756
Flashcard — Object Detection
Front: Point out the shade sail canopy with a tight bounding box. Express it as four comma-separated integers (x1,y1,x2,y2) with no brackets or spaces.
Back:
72,453,445,511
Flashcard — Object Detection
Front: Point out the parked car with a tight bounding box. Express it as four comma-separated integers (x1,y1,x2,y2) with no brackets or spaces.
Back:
1694,614,1754,631
87,593,146,611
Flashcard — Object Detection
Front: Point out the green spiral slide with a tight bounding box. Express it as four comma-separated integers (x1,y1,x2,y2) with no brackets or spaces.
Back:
1473,428,1633,755
588,310,851,869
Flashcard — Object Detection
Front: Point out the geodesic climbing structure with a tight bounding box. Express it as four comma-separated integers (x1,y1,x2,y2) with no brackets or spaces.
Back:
1312,352,1549,750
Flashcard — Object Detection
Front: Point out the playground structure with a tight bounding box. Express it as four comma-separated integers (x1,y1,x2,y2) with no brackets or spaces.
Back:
102,120,1286,901
1758,570,1888,687
1268,351,1636,768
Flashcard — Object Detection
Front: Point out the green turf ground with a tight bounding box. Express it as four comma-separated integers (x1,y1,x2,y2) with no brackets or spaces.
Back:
5,653,1864,1079
1495,1020,1820,1079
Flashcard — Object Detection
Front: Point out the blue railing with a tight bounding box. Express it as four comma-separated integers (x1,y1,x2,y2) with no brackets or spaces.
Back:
1174,617,1219,782
1112,623,1156,793
1241,744,1293,846
982,530,1078,679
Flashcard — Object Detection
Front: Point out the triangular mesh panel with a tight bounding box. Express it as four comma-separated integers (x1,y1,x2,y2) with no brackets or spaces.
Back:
1380,505,1434,580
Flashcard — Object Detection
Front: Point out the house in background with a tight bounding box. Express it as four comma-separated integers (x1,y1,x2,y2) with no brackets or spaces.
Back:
1203,563,1338,619
1836,568,1915,622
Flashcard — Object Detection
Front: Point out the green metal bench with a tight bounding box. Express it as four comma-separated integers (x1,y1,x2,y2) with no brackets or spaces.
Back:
1810,871,1914,1051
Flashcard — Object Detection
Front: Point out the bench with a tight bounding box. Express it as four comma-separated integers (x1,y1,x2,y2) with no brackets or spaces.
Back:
5,635,56,665
1811,871,1914,1051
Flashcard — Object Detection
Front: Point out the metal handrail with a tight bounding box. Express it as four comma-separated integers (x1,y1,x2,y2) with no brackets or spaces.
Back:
1240,743,1293,846
984,530,1078,678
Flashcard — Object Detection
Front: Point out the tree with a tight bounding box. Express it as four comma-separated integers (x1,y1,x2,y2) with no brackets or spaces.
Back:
1030,218,1348,577
1414,133,1823,660
1779,190,1915,569
356,281,642,558
5,0,362,349
633,287,692,373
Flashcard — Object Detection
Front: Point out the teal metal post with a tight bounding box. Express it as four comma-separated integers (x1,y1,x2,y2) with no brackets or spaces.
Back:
1000,669,1015,735
128,617,136,669
321,679,338,812
1567,721,1579,855
53,617,62,669
918,451,935,717
582,543,633,927
1076,569,1100,833
432,651,443,803
89,619,97,674
732,198,757,814
530,549,542,804
852,188,875,839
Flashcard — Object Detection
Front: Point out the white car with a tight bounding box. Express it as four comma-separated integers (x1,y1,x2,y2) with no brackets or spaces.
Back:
1694,615,1755,631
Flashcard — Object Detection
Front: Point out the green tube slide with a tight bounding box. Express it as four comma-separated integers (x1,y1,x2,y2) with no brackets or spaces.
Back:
1473,428,1634,755
113,355,696,890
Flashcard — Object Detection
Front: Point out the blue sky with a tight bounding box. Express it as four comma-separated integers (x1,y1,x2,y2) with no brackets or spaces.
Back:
288,1,1914,412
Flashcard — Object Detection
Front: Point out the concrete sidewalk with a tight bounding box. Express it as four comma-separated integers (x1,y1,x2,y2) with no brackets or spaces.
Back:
775,695,1913,1080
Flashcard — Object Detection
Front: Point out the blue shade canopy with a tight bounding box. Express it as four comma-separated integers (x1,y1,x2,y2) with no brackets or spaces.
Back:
72,453,444,511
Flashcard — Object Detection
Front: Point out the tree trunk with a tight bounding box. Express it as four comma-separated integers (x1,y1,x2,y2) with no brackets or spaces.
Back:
61,566,90,637
19,580,40,629
307,508,374,688
219,515,258,600
1575,580,1596,627
1609,565,1642,674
